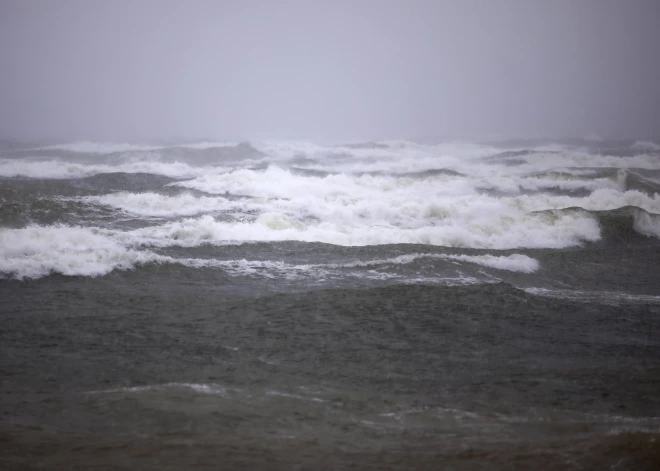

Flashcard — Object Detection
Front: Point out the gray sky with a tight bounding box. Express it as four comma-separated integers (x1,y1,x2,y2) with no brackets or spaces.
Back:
1,0,659,141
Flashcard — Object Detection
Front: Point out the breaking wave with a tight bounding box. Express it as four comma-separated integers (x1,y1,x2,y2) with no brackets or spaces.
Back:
0,223,540,279
2,139,659,280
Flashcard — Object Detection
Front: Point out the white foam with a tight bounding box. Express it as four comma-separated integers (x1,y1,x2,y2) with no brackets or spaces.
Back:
87,382,231,396
4,141,658,266
0,159,107,179
490,173,620,193
172,167,657,233
0,224,316,280
174,166,476,199
0,226,540,282
178,141,240,150
525,288,660,305
0,218,543,279
173,257,323,279
512,189,660,214
631,140,660,151
0,223,323,279
81,192,239,218
114,210,600,250
0,158,230,179
165,166,620,248
319,253,539,273
444,254,539,273
265,390,326,403
36,141,164,154
515,151,660,170
633,210,660,238
60,167,660,250
252,140,498,174
34,140,241,154
0,225,163,279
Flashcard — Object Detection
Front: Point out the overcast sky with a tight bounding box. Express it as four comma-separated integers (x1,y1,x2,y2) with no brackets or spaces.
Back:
1,0,659,142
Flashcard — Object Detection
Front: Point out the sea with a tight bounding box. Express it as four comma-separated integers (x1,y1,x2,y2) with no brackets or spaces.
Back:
1,138,659,470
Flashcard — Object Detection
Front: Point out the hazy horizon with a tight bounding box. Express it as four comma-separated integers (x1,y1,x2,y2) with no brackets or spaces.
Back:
1,0,659,142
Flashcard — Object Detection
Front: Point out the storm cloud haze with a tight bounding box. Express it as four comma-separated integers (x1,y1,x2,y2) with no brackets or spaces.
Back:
1,0,659,141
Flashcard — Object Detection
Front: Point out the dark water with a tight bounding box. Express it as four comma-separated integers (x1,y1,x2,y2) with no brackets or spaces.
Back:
1,139,660,469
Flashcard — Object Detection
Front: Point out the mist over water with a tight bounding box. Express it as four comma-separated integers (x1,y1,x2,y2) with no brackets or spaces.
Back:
1,0,660,141
2,1,660,470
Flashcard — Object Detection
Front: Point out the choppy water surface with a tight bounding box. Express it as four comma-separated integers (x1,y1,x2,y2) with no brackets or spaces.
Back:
1,139,660,469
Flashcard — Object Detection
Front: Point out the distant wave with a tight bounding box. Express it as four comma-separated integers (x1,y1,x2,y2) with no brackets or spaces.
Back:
33,140,243,154
0,158,231,179
631,140,660,151
533,206,660,240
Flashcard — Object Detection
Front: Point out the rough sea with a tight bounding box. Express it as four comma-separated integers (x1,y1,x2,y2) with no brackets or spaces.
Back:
1,138,660,470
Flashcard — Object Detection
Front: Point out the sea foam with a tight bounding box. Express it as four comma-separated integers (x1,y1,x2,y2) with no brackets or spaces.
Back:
0,225,161,279
0,222,542,279
80,192,239,218
2,139,658,279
